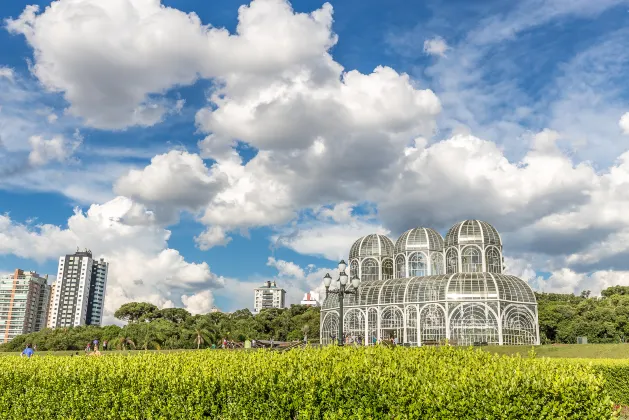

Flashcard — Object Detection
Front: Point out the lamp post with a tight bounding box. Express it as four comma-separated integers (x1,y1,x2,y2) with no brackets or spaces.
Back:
324,259,361,346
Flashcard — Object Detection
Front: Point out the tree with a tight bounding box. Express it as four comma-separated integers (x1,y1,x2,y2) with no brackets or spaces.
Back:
116,336,136,351
158,308,191,324
114,302,159,323
602,286,629,298
193,325,212,349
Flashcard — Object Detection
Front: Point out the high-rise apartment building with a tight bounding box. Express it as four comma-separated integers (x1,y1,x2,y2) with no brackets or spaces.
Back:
0,269,51,343
86,258,108,326
46,282,56,328
254,281,286,313
48,249,108,328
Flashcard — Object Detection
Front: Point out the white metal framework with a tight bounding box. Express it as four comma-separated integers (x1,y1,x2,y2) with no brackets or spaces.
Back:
321,220,540,346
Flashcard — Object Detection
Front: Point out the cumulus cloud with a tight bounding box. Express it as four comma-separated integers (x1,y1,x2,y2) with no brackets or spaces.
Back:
272,217,389,261
620,112,629,135
267,257,305,278
423,36,449,57
194,226,232,250
0,196,225,318
28,134,81,166
6,0,338,129
181,289,214,315
114,150,227,221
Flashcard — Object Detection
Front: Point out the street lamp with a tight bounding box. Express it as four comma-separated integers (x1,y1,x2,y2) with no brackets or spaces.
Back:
324,259,361,346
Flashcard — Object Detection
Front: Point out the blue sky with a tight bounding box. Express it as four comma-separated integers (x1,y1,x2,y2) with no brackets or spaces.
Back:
2,0,629,319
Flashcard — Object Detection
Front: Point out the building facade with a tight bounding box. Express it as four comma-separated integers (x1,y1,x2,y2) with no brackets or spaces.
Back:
254,281,286,312
0,269,51,343
48,250,108,328
321,220,539,347
86,258,109,326
300,292,319,306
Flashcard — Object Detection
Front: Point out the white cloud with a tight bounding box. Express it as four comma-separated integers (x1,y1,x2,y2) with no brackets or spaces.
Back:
0,196,225,318
619,112,629,135
538,268,629,296
0,67,14,81
6,0,338,129
114,150,227,219
423,37,449,57
28,134,81,166
181,289,214,315
315,202,355,223
272,218,389,261
195,226,232,250
267,256,305,278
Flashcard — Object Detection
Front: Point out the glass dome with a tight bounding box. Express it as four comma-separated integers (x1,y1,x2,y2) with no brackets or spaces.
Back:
349,234,394,259
395,227,444,254
321,272,538,346
445,220,502,247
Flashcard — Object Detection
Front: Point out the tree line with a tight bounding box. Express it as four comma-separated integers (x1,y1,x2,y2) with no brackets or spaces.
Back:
3,285,629,351
0,303,320,352
537,286,629,343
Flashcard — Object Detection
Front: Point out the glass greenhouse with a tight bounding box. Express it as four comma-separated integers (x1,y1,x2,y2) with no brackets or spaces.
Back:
321,221,540,346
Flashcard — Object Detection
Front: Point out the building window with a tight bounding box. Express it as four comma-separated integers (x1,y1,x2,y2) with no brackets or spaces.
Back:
382,259,393,281
361,259,379,282
350,260,359,279
486,247,502,273
446,248,458,274
409,252,427,277
395,255,406,278
462,246,482,272
431,253,444,275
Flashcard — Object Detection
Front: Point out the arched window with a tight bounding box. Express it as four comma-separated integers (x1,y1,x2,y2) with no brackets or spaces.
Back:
350,260,359,279
395,255,406,278
462,247,482,272
431,253,444,275
486,247,502,273
409,253,427,277
382,259,393,280
361,259,379,282
446,248,458,274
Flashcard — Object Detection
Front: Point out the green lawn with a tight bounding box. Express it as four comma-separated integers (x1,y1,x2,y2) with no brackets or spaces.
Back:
483,343,629,359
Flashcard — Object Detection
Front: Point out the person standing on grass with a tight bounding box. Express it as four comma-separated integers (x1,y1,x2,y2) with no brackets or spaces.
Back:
21,344,34,358
103,340,108,351
93,338,99,351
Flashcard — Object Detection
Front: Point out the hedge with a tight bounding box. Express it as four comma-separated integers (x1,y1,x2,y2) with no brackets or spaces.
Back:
566,359,629,409
0,347,616,419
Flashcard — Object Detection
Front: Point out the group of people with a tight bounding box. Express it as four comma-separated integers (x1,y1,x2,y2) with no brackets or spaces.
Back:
84,338,108,353
20,338,111,358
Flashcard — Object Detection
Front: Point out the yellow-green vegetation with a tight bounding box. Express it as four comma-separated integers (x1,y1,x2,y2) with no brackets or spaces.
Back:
484,344,629,359
0,347,615,419
559,359,629,408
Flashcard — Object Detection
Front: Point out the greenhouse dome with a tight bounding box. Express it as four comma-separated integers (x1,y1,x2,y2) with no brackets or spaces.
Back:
321,220,539,347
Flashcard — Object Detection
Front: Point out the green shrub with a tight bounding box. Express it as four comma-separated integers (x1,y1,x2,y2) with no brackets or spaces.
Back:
0,347,615,419
563,358,629,408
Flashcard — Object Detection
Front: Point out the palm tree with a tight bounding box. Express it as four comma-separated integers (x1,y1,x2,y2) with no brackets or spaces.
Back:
194,327,212,349
117,336,136,351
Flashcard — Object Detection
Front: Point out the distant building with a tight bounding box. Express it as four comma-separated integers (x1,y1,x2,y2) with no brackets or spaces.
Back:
46,282,56,328
254,281,286,313
48,249,109,328
86,258,109,326
300,292,319,307
0,269,51,343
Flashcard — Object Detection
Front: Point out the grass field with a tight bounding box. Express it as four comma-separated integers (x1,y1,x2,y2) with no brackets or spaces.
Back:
483,343,629,359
